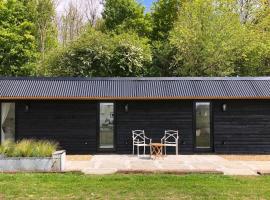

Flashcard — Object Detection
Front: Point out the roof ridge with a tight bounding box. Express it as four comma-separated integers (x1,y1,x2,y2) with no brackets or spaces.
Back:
1,76,270,81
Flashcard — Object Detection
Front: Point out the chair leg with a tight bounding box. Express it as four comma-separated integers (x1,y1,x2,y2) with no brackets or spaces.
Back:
176,145,178,155
137,146,139,156
133,145,134,155
165,146,166,155
144,146,145,155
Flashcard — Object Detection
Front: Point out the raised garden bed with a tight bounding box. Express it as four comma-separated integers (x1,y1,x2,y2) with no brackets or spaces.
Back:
0,150,66,172
0,139,65,172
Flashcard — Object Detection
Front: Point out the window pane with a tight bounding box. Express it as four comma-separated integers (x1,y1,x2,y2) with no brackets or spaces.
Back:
99,103,114,149
196,102,210,148
1,103,15,143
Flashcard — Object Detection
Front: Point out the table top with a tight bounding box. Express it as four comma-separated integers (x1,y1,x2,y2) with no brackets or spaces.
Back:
151,143,165,146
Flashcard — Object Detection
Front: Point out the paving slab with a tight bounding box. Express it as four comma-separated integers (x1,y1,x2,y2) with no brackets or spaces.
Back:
257,170,270,175
65,154,270,175
82,168,117,175
223,168,258,176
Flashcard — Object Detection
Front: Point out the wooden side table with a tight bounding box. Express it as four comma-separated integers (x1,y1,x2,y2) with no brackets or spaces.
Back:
150,143,165,159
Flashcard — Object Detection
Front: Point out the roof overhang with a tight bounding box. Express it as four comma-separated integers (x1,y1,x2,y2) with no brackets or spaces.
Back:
0,96,270,100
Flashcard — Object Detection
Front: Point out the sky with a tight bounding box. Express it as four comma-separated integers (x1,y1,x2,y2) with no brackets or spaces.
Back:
138,0,156,10
57,0,156,14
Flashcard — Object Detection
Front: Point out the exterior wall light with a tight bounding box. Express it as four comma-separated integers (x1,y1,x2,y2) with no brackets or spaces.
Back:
25,104,29,112
125,104,128,112
222,104,227,112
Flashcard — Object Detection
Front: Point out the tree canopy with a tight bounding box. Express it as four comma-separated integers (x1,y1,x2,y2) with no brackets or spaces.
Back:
0,0,37,76
102,0,152,37
44,29,151,77
0,0,270,77
151,0,182,41
170,0,246,76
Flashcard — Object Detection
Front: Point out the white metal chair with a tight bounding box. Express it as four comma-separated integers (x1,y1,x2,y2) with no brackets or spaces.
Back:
161,130,179,155
132,130,152,156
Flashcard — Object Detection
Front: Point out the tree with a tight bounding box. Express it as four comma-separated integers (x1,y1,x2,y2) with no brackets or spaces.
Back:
238,0,262,23
102,0,151,37
0,0,37,76
151,0,182,41
239,0,270,75
85,0,103,26
150,41,176,76
31,0,58,61
169,0,248,76
44,29,152,77
110,33,152,76
57,1,85,47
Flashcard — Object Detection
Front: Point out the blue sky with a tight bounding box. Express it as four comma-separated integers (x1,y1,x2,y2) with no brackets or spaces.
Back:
139,0,156,11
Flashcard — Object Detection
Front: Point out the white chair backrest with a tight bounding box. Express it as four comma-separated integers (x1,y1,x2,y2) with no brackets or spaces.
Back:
164,130,178,144
132,130,145,143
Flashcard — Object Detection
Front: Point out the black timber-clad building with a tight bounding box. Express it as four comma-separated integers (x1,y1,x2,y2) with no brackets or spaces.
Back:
1,77,270,154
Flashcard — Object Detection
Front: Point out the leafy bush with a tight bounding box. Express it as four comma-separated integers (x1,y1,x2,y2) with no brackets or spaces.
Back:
43,29,152,77
0,139,58,157
110,32,152,76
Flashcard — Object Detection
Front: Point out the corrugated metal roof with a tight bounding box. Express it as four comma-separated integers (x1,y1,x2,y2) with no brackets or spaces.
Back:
1,77,270,99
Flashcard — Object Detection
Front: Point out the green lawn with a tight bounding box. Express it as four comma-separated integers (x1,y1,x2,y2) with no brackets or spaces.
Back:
0,173,270,199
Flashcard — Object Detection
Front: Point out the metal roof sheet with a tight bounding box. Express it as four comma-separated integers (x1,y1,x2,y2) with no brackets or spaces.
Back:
1,77,270,99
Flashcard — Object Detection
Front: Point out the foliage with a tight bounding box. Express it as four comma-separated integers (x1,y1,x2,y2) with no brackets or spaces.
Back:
102,0,152,37
151,0,182,41
1,0,270,77
31,0,58,59
110,33,152,76
58,1,86,47
44,29,152,77
169,0,270,76
0,139,58,157
0,0,37,76
150,41,176,76
0,140,15,156
45,29,112,76
247,1,270,75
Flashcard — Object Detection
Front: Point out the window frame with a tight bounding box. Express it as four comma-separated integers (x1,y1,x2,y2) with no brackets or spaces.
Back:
193,101,214,153
97,102,116,152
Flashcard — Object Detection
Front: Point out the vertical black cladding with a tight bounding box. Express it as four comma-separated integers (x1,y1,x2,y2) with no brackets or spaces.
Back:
116,100,194,154
16,100,97,154
13,98,270,154
213,100,270,153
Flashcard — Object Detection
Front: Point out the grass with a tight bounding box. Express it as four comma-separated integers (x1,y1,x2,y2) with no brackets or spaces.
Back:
0,139,58,157
0,173,270,199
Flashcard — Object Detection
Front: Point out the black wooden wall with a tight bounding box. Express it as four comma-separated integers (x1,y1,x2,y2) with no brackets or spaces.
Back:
213,100,270,153
2,99,270,154
15,101,97,154
116,100,193,154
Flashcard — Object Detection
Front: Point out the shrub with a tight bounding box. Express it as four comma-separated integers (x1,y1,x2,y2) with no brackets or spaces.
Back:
43,29,152,77
0,139,58,157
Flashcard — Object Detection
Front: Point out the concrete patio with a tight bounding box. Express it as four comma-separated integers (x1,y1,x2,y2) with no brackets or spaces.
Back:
65,155,270,175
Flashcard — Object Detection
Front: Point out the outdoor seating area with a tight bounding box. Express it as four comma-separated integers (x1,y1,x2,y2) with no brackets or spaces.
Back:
132,130,179,158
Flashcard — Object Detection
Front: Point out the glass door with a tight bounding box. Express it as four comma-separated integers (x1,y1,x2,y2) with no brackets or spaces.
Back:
99,103,114,149
195,102,212,151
